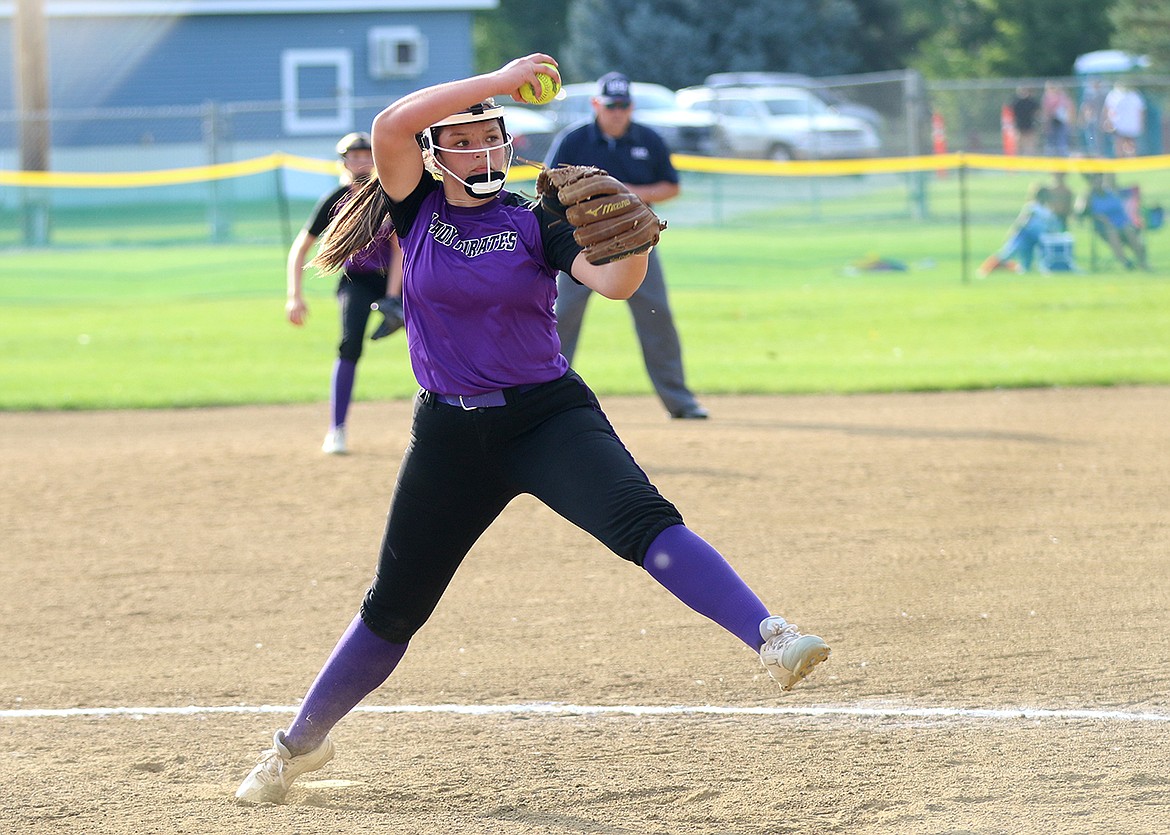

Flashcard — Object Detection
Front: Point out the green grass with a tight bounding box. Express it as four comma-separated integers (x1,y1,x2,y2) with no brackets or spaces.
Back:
2,218,1168,411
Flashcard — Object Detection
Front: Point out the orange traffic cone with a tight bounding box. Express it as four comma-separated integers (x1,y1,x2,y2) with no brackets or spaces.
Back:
931,110,948,177
931,111,947,154
1001,105,1018,156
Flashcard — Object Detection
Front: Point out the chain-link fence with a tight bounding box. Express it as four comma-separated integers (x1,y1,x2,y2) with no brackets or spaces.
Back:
8,73,1170,174
4,75,1170,256
1,76,932,176
927,75,1170,157
0,98,391,177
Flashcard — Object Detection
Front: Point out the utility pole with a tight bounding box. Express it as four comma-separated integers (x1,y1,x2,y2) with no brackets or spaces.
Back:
13,0,51,244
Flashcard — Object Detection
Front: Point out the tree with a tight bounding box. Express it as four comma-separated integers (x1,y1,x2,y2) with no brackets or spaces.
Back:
903,0,1113,79
851,0,916,72
477,0,1118,87
983,0,1113,77
561,0,862,88
900,0,1018,79
475,0,571,74
1111,0,1170,71
558,0,716,86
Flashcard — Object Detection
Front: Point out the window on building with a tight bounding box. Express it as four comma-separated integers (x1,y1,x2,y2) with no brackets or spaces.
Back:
368,26,427,79
281,49,354,135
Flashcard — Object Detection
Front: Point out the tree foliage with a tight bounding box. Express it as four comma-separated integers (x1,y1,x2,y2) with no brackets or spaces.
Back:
903,0,1113,78
560,0,863,88
985,0,1114,77
899,0,996,79
475,0,1124,85
475,0,571,74
1110,0,1170,71
851,0,916,72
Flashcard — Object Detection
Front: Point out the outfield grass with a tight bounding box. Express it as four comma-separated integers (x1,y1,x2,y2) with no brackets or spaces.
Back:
1,217,1168,411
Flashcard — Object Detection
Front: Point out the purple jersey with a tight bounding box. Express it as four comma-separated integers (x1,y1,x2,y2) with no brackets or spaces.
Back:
388,174,579,396
347,218,396,274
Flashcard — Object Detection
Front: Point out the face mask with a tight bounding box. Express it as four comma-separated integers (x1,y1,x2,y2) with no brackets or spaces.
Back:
428,137,516,198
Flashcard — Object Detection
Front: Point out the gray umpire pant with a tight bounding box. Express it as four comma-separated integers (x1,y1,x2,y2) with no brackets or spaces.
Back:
555,249,701,416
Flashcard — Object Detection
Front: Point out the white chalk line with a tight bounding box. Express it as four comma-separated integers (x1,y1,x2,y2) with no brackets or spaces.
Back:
3,702,1169,724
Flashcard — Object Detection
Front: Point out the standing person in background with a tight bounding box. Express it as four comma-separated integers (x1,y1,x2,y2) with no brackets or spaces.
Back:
1103,81,1145,158
1079,80,1109,156
543,72,708,420
285,132,405,454
1041,81,1074,157
234,54,829,805
1010,86,1041,155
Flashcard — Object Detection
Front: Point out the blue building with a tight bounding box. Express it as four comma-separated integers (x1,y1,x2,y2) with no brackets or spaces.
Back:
0,0,495,150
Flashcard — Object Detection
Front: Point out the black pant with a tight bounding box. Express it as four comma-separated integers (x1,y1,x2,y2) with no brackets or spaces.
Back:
337,271,388,362
360,371,683,642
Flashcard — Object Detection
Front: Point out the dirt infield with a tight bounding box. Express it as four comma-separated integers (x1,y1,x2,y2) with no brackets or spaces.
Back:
3,387,1169,834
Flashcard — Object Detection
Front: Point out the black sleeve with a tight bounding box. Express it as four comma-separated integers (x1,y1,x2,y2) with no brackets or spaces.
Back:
386,172,440,239
531,199,584,277
304,185,350,237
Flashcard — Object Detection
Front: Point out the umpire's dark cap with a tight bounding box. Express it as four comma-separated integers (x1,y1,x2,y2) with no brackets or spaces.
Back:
597,72,632,104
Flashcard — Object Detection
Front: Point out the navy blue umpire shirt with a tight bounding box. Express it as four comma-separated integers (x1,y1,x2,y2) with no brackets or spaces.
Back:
544,120,679,193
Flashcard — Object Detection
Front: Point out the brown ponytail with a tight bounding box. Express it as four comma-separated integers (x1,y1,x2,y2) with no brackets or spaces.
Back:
311,175,392,273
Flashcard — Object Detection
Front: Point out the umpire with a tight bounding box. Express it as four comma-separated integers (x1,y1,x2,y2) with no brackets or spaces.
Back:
544,72,707,420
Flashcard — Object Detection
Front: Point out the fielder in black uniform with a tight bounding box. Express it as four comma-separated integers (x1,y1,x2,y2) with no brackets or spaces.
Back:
285,132,404,454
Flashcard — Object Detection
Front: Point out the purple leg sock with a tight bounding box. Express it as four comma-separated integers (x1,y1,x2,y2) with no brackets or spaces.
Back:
283,614,407,755
643,524,771,650
330,358,357,429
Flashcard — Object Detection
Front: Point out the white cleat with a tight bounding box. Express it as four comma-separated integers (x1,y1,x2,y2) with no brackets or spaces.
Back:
234,730,335,805
759,615,830,691
321,426,348,455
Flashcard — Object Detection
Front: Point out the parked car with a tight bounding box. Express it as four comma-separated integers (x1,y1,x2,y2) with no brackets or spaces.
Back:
514,81,718,156
498,105,558,163
675,85,881,161
702,72,885,130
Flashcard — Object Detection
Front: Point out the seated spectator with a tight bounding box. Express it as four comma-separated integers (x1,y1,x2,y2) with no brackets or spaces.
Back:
1048,171,1074,231
978,184,1060,276
1076,173,1149,270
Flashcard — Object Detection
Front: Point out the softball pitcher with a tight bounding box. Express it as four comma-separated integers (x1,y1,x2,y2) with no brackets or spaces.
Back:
236,55,830,804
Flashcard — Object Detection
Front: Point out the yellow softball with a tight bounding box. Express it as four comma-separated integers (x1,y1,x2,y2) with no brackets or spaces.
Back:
519,64,560,106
